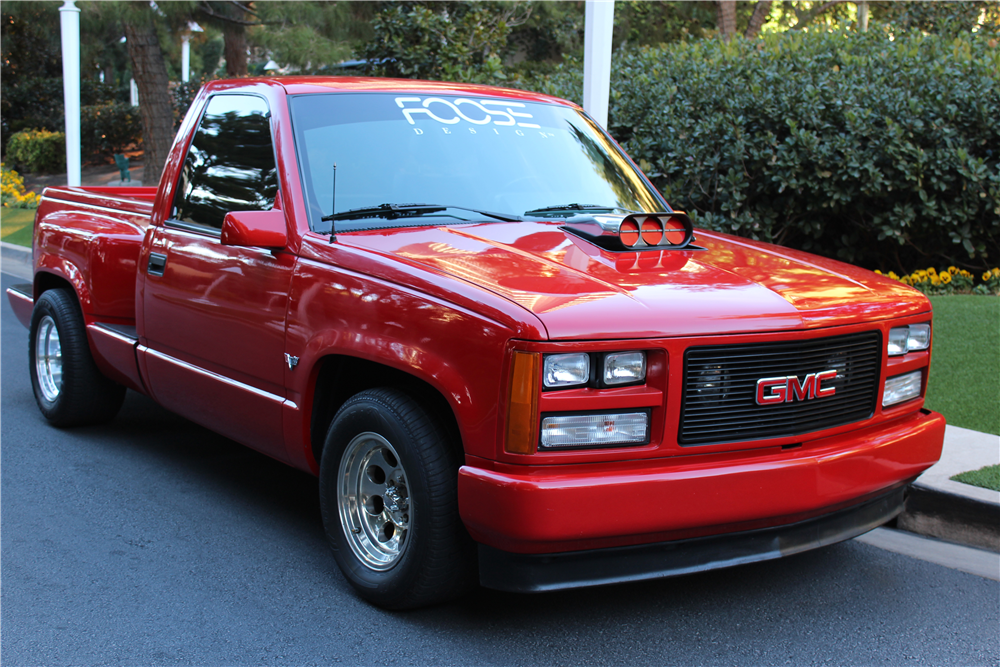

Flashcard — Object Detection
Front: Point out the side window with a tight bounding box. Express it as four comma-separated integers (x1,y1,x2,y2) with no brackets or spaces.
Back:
171,95,278,231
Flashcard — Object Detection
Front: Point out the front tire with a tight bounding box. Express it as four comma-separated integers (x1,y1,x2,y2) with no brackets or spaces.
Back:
319,388,475,609
28,288,125,426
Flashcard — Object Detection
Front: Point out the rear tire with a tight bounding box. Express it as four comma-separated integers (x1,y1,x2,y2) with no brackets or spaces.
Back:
319,388,475,609
28,288,125,427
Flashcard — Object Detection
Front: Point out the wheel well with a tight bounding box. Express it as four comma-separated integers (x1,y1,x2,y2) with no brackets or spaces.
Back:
34,272,75,301
310,356,464,467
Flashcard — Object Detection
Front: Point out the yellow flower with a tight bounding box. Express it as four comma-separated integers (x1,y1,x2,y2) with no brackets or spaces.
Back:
915,270,927,279
940,272,952,284
984,272,992,281
931,275,941,285
888,271,900,280
992,268,1000,277
960,270,973,278
874,270,883,275
927,267,937,275
948,266,958,274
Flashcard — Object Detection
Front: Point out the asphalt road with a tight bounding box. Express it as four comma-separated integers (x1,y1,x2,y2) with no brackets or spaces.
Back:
2,270,998,667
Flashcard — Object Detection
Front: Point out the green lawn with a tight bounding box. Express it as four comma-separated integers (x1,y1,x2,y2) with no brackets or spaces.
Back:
0,207,35,247
925,296,1000,436
951,464,1000,492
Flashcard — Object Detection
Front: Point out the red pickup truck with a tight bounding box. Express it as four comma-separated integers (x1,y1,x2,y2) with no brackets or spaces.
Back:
8,77,945,609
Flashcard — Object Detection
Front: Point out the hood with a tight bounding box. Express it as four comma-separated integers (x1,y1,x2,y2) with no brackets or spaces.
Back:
341,221,929,340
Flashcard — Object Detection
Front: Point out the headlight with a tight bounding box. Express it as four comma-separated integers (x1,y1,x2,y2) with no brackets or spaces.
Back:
543,353,589,389
883,370,922,407
603,351,646,386
539,411,649,449
888,324,931,356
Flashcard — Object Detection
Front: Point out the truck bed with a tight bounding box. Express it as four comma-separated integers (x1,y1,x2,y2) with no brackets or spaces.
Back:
41,186,158,215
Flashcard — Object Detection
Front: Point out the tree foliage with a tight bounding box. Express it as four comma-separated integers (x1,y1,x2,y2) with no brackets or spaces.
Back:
248,1,375,73
360,2,530,83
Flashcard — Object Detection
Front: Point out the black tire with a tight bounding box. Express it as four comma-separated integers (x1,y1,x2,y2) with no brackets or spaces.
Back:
318,388,475,609
28,288,126,427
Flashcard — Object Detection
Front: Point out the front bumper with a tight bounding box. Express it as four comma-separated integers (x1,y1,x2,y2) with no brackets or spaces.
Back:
458,409,945,555
479,483,908,592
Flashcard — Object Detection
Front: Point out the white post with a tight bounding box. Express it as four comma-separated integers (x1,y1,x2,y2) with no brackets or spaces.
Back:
858,1,869,32
182,34,191,83
583,0,615,129
59,0,81,187
130,79,139,107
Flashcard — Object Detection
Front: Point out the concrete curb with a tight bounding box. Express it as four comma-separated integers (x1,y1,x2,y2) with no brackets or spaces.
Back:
1,241,32,280
899,485,1000,552
899,424,1000,552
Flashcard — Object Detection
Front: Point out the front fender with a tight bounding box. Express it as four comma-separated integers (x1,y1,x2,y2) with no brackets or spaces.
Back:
283,259,516,470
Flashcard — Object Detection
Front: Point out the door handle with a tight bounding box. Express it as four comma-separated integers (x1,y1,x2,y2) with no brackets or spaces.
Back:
147,252,167,276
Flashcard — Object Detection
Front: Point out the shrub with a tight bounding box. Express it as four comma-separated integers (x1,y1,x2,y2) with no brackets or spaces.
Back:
515,29,1000,273
1,162,41,208
5,128,65,173
81,102,142,156
1,76,124,152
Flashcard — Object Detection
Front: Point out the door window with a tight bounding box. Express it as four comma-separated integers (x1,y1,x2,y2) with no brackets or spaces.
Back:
171,95,278,231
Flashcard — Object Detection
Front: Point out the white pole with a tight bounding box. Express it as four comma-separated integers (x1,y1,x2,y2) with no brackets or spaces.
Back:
130,79,139,107
858,1,869,32
59,0,81,187
583,0,615,129
182,34,191,83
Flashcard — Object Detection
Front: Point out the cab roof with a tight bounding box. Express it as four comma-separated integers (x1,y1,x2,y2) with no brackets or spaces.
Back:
202,76,577,108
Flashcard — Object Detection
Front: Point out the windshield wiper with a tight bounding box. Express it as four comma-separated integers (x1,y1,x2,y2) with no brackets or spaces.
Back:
322,203,521,223
523,203,630,216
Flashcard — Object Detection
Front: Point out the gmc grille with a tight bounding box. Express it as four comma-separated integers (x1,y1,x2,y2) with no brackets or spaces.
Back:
679,331,882,445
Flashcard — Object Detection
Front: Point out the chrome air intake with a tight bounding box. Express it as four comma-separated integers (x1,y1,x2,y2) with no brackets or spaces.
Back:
561,212,695,252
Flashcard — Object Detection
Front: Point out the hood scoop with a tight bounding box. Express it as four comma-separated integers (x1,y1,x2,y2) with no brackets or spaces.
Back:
562,211,697,252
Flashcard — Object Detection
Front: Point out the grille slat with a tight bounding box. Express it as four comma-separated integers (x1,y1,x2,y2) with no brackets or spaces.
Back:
679,331,882,445
688,362,880,383
683,395,875,423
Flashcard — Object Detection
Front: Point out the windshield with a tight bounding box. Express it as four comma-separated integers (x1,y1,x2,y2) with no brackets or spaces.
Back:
287,93,665,232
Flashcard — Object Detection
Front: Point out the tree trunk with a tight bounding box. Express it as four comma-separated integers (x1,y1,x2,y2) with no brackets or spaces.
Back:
222,4,248,77
122,9,174,184
716,1,737,40
745,1,773,39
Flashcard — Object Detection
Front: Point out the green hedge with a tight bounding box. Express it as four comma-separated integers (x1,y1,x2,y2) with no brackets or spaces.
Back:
6,128,65,173
81,102,142,156
519,30,1000,272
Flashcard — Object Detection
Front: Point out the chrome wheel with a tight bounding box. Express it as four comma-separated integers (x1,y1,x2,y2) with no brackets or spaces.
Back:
34,315,63,402
338,432,411,570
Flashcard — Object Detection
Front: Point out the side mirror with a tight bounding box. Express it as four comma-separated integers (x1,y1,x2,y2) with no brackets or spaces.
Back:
221,209,287,249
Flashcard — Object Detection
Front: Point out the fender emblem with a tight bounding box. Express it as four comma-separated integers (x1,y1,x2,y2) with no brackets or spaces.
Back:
284,353,299,370
756,370,838,405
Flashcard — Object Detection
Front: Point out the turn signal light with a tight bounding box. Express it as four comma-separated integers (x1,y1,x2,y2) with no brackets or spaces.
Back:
505,351,540,454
